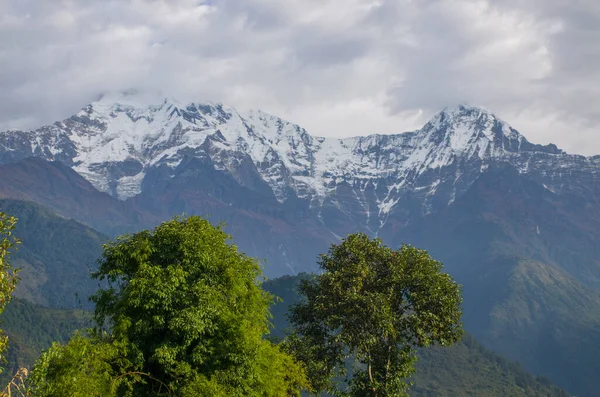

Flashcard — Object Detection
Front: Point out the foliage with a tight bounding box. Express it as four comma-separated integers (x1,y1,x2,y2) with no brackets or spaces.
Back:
0,212,20,373
287,233,463,397
28,216,307,396
177,340,309,397
28,333,134,397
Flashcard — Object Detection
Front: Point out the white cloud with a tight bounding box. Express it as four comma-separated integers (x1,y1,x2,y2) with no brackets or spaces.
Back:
0,0,598,154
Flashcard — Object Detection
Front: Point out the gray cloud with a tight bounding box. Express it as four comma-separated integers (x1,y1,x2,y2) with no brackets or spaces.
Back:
0,0,598,154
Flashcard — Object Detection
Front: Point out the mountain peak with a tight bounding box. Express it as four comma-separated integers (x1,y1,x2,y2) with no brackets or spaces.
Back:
416,104,522,156
0,96,570,207
430,104,505,131
405,104,566,175
87,92,235,125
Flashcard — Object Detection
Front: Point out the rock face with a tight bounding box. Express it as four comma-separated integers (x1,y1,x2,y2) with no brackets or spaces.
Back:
2,92,600,275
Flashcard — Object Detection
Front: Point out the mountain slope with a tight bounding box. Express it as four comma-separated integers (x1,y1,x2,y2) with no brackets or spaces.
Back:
4,95,600,276
263,275,569,397
0,158,159,235
1,298,90,382
0,199,107,308
0,158,333,276
393,166,600,396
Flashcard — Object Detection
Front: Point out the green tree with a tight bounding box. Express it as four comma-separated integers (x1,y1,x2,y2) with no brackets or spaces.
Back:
287,233,463,397
29,333,136,397
0,212,19,371
30,216,307,396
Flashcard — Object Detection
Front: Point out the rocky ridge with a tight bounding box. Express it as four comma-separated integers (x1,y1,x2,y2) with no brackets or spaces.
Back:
2,93,596,240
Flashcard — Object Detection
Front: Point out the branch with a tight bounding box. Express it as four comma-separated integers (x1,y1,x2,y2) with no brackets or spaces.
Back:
385,342,392,384
1,368,30,397
368,354,376,397
115,371,173,397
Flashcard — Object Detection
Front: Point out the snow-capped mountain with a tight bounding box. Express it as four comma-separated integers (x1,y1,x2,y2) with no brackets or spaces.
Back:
2,93,598,238
4,94,600,397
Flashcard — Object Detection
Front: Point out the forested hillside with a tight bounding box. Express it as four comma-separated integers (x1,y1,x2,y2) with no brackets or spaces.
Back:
1,299,90,383
0,199,106,308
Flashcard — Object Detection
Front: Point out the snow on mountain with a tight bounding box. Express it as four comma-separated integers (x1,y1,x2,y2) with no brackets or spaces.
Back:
0,95,587,223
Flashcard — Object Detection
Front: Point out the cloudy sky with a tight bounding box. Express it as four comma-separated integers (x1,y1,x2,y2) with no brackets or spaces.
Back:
1,0,598,154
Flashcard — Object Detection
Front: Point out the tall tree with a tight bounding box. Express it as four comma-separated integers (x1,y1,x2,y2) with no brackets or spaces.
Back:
30,216,307,396
0,212,19,372
288,233,463,397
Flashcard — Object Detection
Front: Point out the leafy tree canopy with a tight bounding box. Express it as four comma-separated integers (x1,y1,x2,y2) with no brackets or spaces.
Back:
287,233,463,397
29,216,307,396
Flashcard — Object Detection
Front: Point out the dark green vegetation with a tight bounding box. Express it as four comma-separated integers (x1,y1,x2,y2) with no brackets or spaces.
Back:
29,217,307,397
411,334,568,397
287,234,463,396
0,199,106,309
263,276,569,397
2,299,90,380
